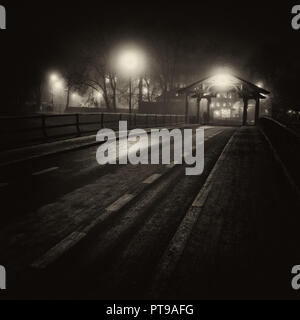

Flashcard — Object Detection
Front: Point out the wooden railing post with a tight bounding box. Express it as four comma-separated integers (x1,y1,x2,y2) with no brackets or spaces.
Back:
101,113,104,128
76,114,81,136
41,115,48,139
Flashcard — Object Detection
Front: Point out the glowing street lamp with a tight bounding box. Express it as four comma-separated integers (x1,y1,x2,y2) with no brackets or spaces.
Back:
50,73,59,83
211,73,235,89
49,73,64,108
117,48,145,113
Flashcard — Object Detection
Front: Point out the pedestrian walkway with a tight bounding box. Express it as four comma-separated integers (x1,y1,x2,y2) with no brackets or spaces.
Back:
158,126,300,299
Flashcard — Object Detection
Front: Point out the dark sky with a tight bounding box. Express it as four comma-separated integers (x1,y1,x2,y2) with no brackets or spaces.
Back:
1,1,299,106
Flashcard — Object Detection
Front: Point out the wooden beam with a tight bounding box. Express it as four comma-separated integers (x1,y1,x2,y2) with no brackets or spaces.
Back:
185,93,189,123
243,98,248,126
255,98,260,125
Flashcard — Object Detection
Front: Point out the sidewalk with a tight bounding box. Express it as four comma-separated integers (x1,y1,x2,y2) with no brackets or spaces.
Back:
158,126,300,299
0,124,201,167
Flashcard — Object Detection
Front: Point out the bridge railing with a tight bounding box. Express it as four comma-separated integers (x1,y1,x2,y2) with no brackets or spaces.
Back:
0,112,185,151
259,116,300,188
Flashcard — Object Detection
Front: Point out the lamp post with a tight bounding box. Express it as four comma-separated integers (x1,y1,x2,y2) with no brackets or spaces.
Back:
117,48,145,114
49,73,58,108
49,73,64,112
129,76,132,113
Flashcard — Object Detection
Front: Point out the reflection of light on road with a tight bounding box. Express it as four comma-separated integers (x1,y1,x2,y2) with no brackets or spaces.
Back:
103,133,178,164
117,134,153,163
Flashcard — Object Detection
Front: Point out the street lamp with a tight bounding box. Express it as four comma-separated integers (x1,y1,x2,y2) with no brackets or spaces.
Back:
50,73,59,83
117,48,145,114
211,73,235,89
49,73,62,108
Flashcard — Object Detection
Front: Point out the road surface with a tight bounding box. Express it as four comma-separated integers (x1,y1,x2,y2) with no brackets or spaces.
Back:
0,125,235,299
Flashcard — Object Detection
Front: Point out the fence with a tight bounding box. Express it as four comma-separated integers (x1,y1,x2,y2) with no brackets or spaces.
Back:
259,116,300,188
0,112,185,150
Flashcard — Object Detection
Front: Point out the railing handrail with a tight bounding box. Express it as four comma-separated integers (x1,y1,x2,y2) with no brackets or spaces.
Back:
0,112,184,121
260,116,300,139
0,112,186,150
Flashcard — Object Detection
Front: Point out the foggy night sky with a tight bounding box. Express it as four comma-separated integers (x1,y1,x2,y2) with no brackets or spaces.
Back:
0,1,300,108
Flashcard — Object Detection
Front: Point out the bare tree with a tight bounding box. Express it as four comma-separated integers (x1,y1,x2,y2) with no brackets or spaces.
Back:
143,75,161,102
83,39,118,110
151,34,182,106
61,57,87,111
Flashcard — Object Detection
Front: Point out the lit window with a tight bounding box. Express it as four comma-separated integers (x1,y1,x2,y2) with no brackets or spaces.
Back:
217,93,221,98
221,109,231,118
214,110,221,118
211,103,215,108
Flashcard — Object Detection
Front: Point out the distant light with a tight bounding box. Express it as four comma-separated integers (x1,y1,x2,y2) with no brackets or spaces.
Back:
96,91,102,98
50,73,59,83
212,74,235,89
256,82,263,88
214,110,221,117
221,108,231,118
72,92,79,99
53,80,64,92
223,103,227,107
216,102,220,107
117,48,145,76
